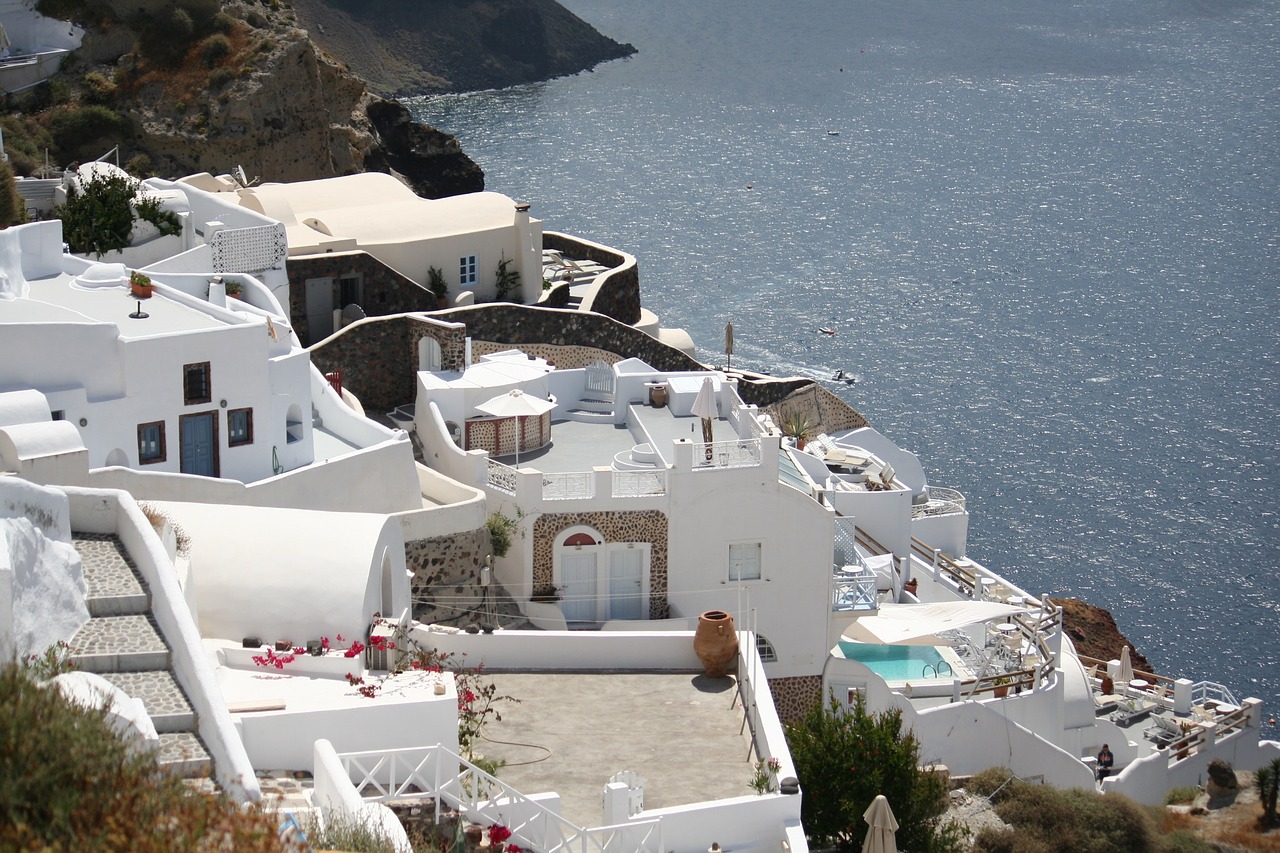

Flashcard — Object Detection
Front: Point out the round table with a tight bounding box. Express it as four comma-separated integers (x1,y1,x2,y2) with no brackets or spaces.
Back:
1128,678,1149,692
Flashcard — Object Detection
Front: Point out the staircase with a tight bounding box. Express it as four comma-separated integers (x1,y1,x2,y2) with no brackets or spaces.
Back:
69,533,212,780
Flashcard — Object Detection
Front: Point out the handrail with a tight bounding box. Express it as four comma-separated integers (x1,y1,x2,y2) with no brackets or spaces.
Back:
692,438,762,470
853,524,892,557
340,744,662,852
486,458,517,494
911,486,967,519
911,536,976,596
542,471,594,500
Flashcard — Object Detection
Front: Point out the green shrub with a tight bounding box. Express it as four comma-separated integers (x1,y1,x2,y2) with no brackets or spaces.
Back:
200,33,233,68
47,104,131,162
1159,830,1215,853
0,159,26,227
211,10,237,34
1163,785,1199,806
967,766,1020,803
296,812,397,853
494,253,521,302
786,692,962,852
209,67,235,89
0,662,282,851
975,782,1163,853
131,7,195,66
125,153,155,178
81,70,117,105
134,193,182,237
486,510,518,558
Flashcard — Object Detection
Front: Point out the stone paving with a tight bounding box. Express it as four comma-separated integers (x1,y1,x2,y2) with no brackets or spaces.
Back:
99,670,195,733
74,533,150,616
70,613,170,673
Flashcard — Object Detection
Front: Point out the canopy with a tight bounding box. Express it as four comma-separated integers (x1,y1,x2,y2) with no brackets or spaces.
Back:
475,388,555,419
840,601,1027,647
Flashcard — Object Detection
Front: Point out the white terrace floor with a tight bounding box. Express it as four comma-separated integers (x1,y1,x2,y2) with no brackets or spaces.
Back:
491,405,737,474
478,671,757,828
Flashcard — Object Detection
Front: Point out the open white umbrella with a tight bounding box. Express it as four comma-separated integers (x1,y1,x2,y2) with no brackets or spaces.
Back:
475,388,556,464
691,376,717,460
862,794,899,853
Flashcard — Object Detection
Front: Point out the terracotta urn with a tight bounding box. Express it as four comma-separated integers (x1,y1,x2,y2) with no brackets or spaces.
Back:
694,610,738,678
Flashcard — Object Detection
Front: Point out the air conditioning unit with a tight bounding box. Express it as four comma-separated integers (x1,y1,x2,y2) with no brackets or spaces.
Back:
366,620,398,672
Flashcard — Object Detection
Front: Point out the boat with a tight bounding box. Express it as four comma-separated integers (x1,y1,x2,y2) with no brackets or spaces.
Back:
819,327,835,336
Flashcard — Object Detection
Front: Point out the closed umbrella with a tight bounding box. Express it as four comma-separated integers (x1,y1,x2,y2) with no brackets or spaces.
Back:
862,794,899,853
475,388,556,464
725,322,734,370
691,376,717,461
1117,645,1135,695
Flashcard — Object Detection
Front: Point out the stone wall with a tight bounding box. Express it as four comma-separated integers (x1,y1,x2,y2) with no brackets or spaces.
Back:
470,340,622,371
405,527,493,626
763,383,870,437
767,674,823,723
543,232,640,325
288,252,438,347
309,315,413,414
532,510,670,619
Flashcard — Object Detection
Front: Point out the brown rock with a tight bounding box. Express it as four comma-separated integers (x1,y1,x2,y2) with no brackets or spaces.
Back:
1049,597,1155,674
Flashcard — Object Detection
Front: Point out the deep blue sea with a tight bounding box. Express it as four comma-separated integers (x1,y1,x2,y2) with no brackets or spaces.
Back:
407,0,1280,718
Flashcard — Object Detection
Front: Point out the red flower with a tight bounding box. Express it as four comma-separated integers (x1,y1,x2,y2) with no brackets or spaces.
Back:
487,824,512,843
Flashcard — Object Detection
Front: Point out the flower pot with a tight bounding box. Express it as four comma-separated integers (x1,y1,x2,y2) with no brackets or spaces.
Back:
1101,675,1114,695
904,578,918,596
694,610,738,678
993,685,1009,698
130,281,153,299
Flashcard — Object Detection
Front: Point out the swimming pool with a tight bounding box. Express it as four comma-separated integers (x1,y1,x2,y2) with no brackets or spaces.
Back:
838,642,953,681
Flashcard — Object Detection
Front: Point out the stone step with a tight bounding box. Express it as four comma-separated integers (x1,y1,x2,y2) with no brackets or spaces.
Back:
70,614,170,673
563,408,615,424
575,396,614,413
157,731,212,779
74,533,151,616
99,670,197,734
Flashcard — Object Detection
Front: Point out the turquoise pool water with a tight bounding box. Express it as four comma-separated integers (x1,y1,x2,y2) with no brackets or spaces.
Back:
838,643,950,681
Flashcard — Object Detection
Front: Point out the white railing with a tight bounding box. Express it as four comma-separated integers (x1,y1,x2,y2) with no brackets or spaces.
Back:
584,360,614,398
1191,681,1240,709
612,469,667,497
693,438,762,470
542,471,594,500
912,486,967,519
832,567,878,611
339,745,663,852
486,458,517,494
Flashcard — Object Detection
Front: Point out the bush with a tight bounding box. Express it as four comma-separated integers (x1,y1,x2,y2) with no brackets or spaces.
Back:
968,766,1020,803
486,510,518,558
200,34,233,68
131,7,195,66
211,10,237,34
81,70,117,105
47,104,131,162
1159,830,1216,853
56,169,136,256
0,159,27,228
786,692,962,852
1163,786,1199,806
0,662,282,851
209,67,235,89
972,781,1163,853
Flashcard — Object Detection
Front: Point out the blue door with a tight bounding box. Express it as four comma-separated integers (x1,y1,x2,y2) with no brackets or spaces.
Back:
180,412,218,476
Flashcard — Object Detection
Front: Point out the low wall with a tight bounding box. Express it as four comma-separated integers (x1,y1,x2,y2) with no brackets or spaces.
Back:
313,739,412,853
65,488,261,802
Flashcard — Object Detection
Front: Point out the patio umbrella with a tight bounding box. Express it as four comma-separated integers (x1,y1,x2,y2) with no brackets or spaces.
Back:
1117,645,1134,685
692,376,717,460
862,794,899,853
725,322,734,370
475,388,556,464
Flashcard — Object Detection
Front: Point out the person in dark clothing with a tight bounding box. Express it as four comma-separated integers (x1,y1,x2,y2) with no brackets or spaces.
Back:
1096,743,1114,781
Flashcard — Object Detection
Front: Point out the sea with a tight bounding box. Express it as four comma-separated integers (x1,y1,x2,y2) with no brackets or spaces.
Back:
407,0,1280,718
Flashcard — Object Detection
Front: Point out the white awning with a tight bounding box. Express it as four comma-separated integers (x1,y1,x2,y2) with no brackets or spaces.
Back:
840,601,1028,646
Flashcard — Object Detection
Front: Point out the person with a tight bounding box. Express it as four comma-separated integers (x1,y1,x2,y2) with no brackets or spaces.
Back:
1096,743,1114,782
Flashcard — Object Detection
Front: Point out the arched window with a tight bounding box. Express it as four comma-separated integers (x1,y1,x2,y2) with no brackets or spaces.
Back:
564,532,598,547
756,635,778,663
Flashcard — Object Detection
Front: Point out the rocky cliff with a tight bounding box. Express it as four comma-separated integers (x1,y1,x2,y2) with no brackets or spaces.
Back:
1050,597,1155,674
289,0,637,97
69,1,484,197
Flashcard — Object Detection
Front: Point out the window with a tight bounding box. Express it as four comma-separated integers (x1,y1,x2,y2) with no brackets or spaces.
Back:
137,421,166,464
756,635,778,663
459,255,477,286
50,409,65,421
228,408,253,446
183,362,211,405
338,274,362,306
728,542,762,581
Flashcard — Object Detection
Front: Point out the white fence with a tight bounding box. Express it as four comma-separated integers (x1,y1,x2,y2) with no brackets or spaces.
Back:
692,438,762,470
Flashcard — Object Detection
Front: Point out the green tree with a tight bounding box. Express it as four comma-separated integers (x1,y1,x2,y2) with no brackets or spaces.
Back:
786,691,962,852
1258,758,1280,826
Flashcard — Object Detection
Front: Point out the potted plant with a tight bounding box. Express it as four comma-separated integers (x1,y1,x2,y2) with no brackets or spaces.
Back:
129,271,153,298
993,675,1014,698
223,279,243,300
427,265,449,309
780,412,815,450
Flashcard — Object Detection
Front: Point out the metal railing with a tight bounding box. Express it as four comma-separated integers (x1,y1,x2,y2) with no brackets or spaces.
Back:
542,471,594,500
693,438,762,470
612,469,667,497
486,458,517,494
340,745,663,852
911,486,967,519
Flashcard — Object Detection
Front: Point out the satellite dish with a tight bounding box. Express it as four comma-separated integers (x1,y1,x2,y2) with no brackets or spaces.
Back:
233,165,258,188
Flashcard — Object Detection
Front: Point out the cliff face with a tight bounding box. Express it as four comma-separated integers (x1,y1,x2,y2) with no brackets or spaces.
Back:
1050,597,1155,674
289,0,637,97
99,2,482,197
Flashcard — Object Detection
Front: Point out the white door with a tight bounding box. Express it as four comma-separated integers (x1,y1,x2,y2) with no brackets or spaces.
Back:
305,278,334,343
608,548,644,620
560,552,598,622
